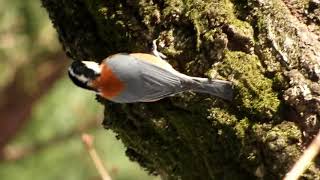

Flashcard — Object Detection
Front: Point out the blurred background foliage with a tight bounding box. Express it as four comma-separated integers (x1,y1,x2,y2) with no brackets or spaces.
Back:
0,0,158,179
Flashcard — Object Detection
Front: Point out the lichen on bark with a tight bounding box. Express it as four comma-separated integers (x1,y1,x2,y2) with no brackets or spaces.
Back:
41,0,320,179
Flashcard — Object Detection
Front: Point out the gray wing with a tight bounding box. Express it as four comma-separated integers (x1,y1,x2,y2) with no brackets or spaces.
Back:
106,54,186,103
139,60,185,102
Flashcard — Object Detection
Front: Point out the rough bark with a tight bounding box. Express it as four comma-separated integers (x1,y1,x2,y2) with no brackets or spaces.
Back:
41,0,320,179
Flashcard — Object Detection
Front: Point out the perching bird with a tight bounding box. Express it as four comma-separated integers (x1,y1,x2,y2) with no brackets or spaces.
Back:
68,44,233,103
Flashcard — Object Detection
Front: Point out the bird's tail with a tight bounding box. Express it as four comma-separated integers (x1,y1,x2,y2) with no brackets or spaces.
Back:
185,77,234,101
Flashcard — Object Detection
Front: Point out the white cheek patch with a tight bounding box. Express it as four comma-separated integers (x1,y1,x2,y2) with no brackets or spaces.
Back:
68,67,90,83
82,61,101,74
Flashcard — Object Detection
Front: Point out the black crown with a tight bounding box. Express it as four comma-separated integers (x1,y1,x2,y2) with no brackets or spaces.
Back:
68,61,99,91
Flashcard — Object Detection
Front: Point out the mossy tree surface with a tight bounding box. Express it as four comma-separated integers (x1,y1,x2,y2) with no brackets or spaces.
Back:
41,0,320,179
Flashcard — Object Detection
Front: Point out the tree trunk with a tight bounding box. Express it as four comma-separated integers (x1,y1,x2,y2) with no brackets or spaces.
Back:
41,0,320,179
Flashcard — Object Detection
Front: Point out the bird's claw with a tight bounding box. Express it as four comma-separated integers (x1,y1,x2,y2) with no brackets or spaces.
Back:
152,39,167,60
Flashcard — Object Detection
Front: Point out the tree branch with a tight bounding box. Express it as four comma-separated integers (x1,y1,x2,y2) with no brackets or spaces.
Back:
41,0,320,179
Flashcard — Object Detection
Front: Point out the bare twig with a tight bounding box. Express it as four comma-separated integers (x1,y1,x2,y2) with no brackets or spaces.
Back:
284,131,320,180
82,133,112,180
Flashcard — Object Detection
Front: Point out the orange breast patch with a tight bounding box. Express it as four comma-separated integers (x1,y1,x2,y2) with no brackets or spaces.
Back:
92,63,125,99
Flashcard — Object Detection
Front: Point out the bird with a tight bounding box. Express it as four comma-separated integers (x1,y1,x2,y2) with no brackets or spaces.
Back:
68,42,233,103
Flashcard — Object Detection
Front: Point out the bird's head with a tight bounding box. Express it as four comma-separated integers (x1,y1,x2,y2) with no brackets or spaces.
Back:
68,61,101,92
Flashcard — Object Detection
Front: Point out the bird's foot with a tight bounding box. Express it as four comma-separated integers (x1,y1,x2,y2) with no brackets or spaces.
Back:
151,39,167,60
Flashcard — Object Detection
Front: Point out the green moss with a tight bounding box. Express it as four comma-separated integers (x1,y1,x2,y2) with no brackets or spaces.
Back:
208,107,248,152
235,117,250,138
207,106,266,175
229,17,253,38
203,117,302,178
162,0,184,19
138,0,161,27
183,0,243,50
216,51,280,120
83,0,146,54
252,122,302,177
272,72,289,90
